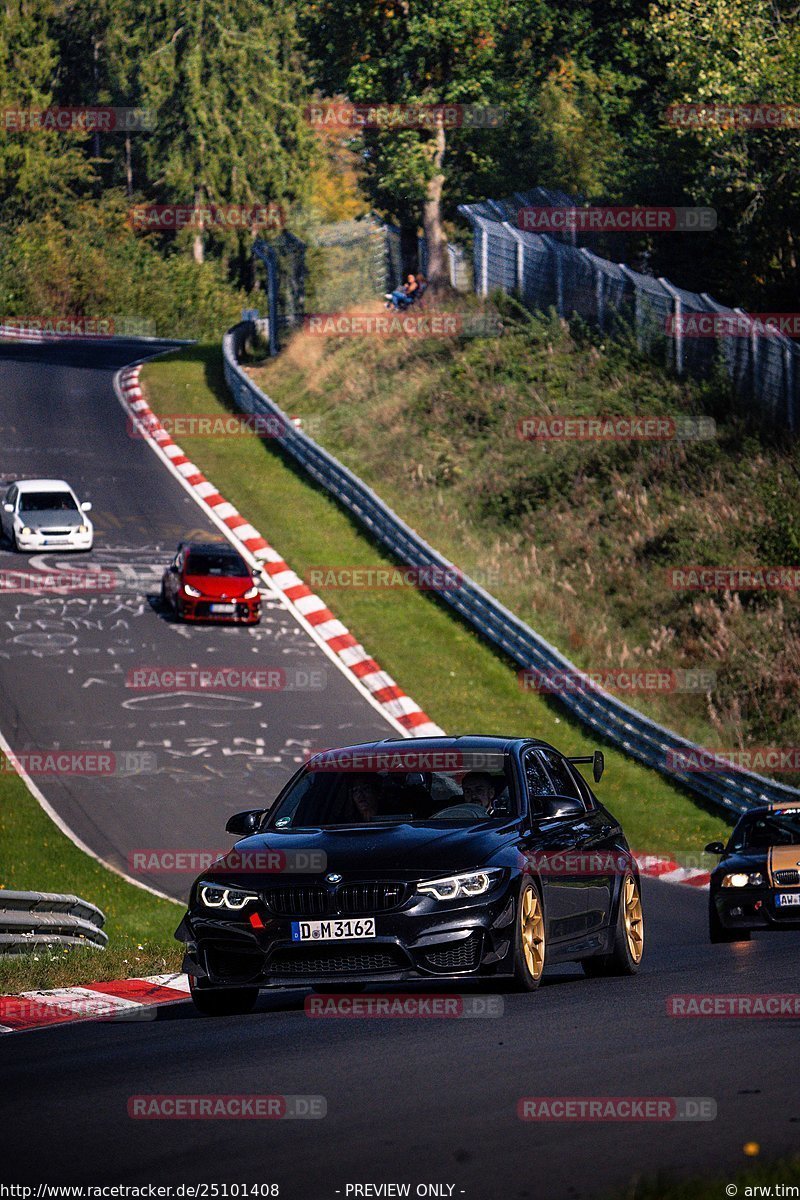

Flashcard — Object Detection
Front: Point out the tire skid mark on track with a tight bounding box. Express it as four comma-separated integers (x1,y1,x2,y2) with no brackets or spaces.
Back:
116,365,443,740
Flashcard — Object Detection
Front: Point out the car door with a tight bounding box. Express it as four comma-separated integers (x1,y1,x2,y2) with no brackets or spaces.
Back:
165,548,183,604
523,748,588,942
564,762,618,933
2,485,17,538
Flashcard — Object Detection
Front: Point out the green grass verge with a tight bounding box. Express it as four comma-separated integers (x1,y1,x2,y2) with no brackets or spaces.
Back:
613,1154,800,1200
0,769,182,993
141,343,728,857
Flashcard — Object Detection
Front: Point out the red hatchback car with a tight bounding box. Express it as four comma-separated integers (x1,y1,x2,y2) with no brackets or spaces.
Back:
161,542,261,624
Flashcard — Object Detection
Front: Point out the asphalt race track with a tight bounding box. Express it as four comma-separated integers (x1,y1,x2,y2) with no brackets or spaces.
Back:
2,881,800,1196
2,341,799,1199
0,339,391,898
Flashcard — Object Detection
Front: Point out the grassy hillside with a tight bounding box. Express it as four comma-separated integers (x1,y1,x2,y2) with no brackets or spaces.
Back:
249,299,800,780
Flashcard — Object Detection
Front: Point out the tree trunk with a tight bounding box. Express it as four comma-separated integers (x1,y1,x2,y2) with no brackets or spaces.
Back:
422,121,448,290
193,186,205,264
125,133,133,197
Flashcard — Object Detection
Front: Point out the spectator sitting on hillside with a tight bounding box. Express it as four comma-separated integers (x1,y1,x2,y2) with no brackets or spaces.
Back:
385,274,419,310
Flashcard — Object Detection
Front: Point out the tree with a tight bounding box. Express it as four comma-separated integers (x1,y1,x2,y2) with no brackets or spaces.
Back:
643,0,800,307
138,0,316,271
302,0,509,288
0,0,93,224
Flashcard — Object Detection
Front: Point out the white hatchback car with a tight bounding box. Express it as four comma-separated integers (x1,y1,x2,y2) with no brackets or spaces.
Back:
1,479,94,552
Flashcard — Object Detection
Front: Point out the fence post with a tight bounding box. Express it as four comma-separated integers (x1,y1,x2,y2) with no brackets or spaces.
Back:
580,248,604,330
659,278,683,375
502,222,526,295
542,235,563,316
480,224,489,298
785,341,796,435
735,307,757,403
618,265,644,352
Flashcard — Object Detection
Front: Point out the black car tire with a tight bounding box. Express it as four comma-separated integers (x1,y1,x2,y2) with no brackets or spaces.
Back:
189,976,259,1016
582,872,644,977
513,879,547,991
708,896,751,943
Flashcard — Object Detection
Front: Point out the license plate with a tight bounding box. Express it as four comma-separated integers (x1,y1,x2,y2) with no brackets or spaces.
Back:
291,918,376,942
210,603,236,614
776,893,800,907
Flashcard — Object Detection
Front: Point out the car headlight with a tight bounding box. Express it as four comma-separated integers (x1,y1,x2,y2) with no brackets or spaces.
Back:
417,868,503,901
183,583,202,597
243,586,259,599
20,526,32,536
198,882,258,910
78,524,89,534
722,872,765,888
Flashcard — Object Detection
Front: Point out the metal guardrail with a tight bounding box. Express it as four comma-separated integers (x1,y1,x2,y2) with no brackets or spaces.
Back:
0,891,107,953
223,321,800,818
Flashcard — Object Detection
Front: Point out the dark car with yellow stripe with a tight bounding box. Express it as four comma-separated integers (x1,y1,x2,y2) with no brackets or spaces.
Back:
706,804,800,942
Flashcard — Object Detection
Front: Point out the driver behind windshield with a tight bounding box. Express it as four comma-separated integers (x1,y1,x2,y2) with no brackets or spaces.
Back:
461,771,502,814
347,774,381,822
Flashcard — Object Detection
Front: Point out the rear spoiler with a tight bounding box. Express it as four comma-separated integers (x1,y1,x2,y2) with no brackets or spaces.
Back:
568,750,604,783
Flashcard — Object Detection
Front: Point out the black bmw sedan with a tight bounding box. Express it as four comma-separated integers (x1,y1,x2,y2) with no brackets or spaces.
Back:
176,736,645,1015
705,803,800,942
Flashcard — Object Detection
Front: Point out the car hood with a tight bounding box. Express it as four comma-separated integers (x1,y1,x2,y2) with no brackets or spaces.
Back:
183,573,251,598
205,822,519,883
20,508,82,529
712,849,767,877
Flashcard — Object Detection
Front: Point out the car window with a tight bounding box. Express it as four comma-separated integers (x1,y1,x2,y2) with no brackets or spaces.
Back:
186,551,248,577
567,763,597,810
6,486,17,506
540,750,584,804
523,750,553,814
268,760,519,827
732,810,800,850
19,491,78,512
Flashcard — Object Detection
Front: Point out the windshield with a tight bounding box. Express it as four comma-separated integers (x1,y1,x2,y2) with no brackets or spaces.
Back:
19,491,78,513
186,551,249,577
731,809,800,850
267,751,518,828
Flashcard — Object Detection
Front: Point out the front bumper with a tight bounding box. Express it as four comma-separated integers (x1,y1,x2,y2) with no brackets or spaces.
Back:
15,527,93,551
177,885,518,988
712,886,800,930
178,596,260,623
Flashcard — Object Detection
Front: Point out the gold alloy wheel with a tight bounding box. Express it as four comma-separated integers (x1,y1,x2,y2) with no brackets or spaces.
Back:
520,886,546,980
623,874,644,963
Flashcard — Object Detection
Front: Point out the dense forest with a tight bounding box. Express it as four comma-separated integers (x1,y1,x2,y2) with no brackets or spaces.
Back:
0,0,797,335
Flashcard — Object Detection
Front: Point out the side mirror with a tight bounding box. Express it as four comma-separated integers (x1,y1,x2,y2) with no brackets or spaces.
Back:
80,500,92,512
704,841,726,855
3,503,13,513
225,809,265,836
541,795,585,820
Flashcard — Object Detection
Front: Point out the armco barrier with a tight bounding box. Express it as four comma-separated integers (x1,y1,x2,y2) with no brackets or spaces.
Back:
224,320,798,817
0,891,107,953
